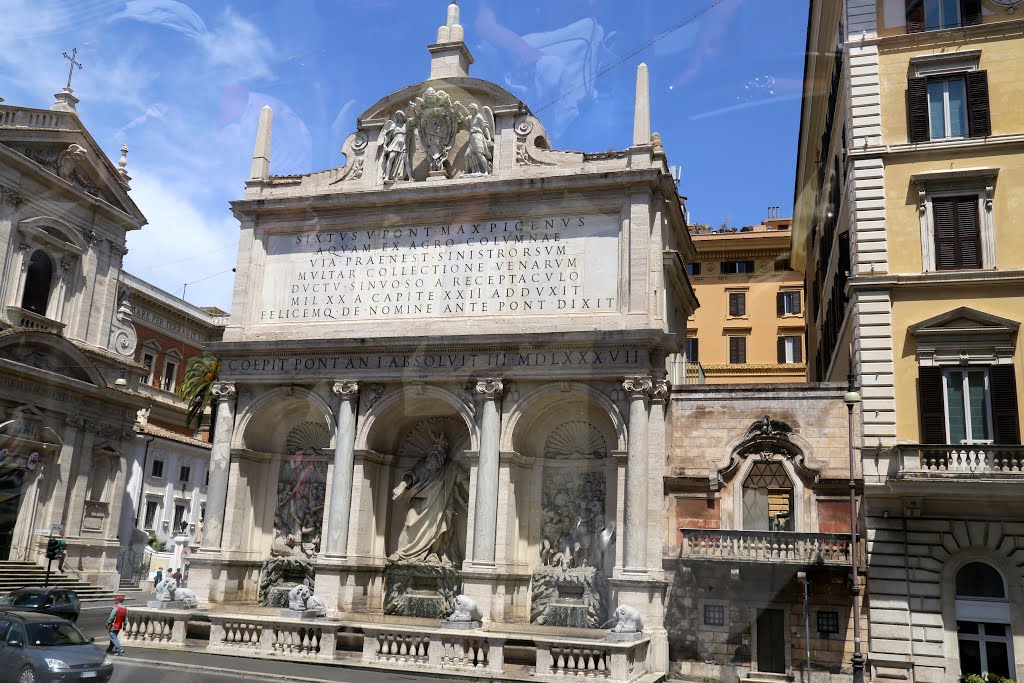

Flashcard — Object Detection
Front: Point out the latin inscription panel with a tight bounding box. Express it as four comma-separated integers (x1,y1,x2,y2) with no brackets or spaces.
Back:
258,214,619,323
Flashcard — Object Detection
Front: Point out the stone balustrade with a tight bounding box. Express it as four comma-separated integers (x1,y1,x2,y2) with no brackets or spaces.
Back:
679,528,852,566
362,624,504,674
896,444,1024,475
208,614,338,661
119,608,189,648
536,637,649,681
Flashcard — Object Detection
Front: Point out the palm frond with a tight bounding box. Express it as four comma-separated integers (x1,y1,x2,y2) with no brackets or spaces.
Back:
178,356,221,429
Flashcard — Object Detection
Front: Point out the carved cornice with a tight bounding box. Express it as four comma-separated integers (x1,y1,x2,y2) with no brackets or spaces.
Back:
475,378,504,398
623,376,653,398
332,380,359,399
211,382,237,400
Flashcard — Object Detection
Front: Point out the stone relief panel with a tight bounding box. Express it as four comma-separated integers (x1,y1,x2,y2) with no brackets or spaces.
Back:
271,421,330,560
539,469,607,568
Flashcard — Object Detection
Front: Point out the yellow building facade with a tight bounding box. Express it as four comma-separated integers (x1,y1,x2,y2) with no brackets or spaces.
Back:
686,217,806,384
795,2,1024,683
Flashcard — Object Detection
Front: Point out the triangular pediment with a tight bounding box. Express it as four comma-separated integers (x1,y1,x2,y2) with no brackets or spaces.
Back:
0,107,146,227
910,307,1020,337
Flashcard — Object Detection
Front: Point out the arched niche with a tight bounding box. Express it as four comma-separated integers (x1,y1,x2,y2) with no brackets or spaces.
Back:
235,387,336,453
501,383,626,455
355,385,477,454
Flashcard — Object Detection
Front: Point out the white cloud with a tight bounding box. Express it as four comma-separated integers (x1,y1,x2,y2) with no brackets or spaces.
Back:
123,168,239,311
198,8,274,82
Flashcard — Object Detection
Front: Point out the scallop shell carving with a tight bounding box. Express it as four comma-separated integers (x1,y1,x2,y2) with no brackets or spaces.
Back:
544,421,608,459
400,416,470,459
283,421,331,455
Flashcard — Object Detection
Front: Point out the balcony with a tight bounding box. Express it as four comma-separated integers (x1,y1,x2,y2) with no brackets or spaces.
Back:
894,444,1024,478
678,528,852,567
6,306,65,334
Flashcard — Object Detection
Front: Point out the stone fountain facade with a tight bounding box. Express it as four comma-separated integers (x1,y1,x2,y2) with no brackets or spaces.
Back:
183,2,697,677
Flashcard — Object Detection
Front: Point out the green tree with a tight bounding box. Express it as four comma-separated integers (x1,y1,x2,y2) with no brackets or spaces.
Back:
178,355,221,430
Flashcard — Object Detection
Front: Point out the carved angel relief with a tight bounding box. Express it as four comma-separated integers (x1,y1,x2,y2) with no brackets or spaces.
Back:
454,101,495,175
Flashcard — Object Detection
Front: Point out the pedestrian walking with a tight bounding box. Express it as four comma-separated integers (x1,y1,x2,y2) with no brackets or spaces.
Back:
105,595,128,656
153,567,163,588
172,567,182,584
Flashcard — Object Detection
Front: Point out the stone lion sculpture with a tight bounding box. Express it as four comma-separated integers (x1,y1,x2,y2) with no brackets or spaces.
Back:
288,584,312,611
446,595,482,623
155,577,177,602
304,593,328,617
175,587,199,609
611,605,643,633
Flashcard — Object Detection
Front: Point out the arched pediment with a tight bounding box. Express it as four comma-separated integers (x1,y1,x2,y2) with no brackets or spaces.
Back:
0,331,106,387
711,415,820,489
18,216,88,254
358,77,526,125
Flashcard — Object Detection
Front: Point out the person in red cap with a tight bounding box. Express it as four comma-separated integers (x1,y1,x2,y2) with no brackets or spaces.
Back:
105,595,128,655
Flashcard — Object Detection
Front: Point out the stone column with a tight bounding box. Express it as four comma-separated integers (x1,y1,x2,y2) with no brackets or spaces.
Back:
471,378,503,566
325,380,359,557
48,416,82,529
622,376,652,573
647,378,670,566
202,382,236,550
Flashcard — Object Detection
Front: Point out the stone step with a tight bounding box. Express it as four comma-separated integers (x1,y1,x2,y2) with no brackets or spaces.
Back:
0,561,118,602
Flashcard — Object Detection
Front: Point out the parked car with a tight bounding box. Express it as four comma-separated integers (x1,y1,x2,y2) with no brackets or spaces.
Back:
0,589,80,623
0,610,113,683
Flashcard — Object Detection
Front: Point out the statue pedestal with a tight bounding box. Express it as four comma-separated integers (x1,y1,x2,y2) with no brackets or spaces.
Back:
383,563,461,619
607,631,643,642
426,169,448,182
147,600,189,610
530,566,607,629
279,609,323,620
440,620,481,630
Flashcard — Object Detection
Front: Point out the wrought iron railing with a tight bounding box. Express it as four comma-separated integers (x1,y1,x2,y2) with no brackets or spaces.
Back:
678,528,852,566
895,445,1024,474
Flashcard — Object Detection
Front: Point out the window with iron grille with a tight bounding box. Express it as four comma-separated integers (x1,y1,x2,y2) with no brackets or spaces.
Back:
704,604,725,626
817,611,840,635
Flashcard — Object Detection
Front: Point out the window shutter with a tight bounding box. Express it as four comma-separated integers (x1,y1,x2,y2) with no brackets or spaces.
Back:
777,292,785,317
689,338,699,363
956,197,981,269
990,365,1021,445
729,294,739,317
966,71,991,138
933,197,959,270
738,337,746,363
730,337,746,364
908,77,930,142
906,0,925,33
793,294,802,316
738,294,745,316
794,338,803,364
919,367,947,443
778,337,786,364
961,0,982,26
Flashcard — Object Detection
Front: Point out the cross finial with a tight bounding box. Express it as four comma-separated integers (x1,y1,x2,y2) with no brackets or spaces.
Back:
62,48,83,90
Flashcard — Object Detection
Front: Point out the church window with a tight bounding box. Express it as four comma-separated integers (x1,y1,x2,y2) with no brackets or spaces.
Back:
21,249,53,315
742,461,793,531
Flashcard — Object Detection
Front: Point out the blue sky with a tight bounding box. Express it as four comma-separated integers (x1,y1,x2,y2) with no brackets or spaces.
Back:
1,0,809,311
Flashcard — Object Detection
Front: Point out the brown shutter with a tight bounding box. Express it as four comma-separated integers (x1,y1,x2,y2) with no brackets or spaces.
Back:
906,0,925,33
908,77,930,142
990,365,1021,445
729,294,738,317
956,197,981,269
730,337,746,364
933,197,959,270
793,294,802,315
777,292,785,317
738,337,746,363
961,0,982,26
738,293,746,316
919,367,947,443
966,71,991,138
794,338,803,364
778,337,786,364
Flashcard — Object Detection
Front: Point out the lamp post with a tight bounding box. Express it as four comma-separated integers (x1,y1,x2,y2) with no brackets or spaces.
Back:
845,370,864,683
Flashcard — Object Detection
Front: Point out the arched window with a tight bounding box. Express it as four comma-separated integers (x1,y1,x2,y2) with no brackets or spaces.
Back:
955,561,1013,679
742,461,793,531
21,249,53,315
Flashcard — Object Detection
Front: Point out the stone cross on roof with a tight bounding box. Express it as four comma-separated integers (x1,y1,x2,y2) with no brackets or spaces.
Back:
62,48,83,90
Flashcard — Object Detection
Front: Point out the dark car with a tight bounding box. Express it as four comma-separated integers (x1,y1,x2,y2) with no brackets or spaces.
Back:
0,589,80,623
0,610,113,682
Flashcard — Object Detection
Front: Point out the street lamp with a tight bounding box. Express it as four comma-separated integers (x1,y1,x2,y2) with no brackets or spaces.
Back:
845,369,864,683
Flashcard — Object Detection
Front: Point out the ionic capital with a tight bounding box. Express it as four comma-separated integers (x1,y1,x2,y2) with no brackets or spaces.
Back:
475,378,504,399
332,380,359,399
211,382,236,400
650,378,671,401
623,375,653,398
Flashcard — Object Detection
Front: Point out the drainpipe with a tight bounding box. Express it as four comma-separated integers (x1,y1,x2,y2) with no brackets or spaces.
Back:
798,570,812,683
845,371,865,683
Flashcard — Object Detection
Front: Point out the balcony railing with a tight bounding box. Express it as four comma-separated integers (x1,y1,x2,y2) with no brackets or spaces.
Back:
896,445,1024,475
679,529,852,566
6,306,66,334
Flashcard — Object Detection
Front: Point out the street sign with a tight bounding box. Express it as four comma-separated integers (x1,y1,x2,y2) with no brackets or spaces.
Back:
34,528,50,537
50,523,64,536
